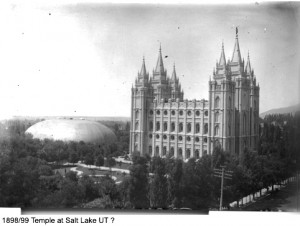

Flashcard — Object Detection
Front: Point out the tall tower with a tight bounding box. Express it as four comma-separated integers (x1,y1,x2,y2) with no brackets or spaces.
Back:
208,42,236,155
246,52,260,151
228,28,251,159
130,57,150,156
150,45,171,102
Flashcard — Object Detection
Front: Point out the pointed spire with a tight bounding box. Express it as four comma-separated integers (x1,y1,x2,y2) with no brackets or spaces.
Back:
154,44,164,74
231,27,242,64
219,41,226,66
245,51,252,75
139,56,147,77
171,63,177,80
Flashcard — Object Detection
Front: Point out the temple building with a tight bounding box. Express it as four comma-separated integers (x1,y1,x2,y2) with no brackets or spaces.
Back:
129,28,260,160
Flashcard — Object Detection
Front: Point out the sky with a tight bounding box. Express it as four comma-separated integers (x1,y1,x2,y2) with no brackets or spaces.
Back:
0,1,299,119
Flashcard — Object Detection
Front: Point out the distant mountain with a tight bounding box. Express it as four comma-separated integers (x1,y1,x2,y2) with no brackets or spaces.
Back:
260,104,299,118
8,116,131,122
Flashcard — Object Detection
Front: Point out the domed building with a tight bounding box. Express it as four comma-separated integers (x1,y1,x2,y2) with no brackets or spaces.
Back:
26,119,117,144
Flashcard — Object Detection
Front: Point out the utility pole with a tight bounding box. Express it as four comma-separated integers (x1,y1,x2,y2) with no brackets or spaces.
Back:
214,166,233,211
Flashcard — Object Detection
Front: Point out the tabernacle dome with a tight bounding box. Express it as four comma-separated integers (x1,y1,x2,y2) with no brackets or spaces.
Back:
26,119,117,144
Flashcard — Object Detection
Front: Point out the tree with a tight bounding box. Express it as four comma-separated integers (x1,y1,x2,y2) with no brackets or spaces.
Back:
128,155,150,209
149,157,168,208
69,151,79,165
105,156,116,169
95,155,105,167
84,153,94,167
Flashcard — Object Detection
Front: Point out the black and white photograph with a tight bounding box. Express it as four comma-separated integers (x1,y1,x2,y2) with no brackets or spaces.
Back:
0,1,299,214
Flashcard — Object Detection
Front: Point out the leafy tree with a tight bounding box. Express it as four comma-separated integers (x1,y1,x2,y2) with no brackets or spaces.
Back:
95,155,105,167
149,157,168,208
84,153,94,167
128,154,149,209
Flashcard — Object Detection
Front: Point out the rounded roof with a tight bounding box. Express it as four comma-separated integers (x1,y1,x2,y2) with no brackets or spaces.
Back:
26,119,117,144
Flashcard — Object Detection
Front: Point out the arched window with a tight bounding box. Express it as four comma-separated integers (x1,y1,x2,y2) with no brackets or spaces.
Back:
163,122,168,131
134,134,139,142
187,123,192,133
215,96,220,108
171,122,175,132
204,123,208,134
243,113,247,135
178,148,183,157
179,123,183,132
170,147,174,157
186,149,191,159
149,121,153,131
214,125,219,136
135,110,139,119
135,121,139,130
195,150,200,158
195,123,200,133
163,146,167,156
156,122,160,131
155,146,160,156
215,111,219,123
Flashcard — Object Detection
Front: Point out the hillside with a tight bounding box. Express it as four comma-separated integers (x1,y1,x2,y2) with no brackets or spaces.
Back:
260,104,299,119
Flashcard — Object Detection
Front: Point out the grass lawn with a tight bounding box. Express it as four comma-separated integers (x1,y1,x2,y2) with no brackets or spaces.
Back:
53,165,127,183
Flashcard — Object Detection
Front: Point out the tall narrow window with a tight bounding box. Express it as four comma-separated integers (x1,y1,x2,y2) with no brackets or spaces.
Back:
215,96,220,108
171,122,175,132
179,123,183,132
178,148,183,157
155,146,160,156
186,149,191,159
135,110,139,119
195,150,200,158
195,123,200,133
135,121,139,130
214,125,219,136
156,122,160,131
163,122,168,131
149,146,152,155
215,111,219,123
170,147,174,157
228,96,232,109
163,146,167,156
204,123,208,134
149,121,153,131
187,123,192,133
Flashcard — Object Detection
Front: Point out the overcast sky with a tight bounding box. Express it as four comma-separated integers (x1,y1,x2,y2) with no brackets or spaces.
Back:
0,1,299,119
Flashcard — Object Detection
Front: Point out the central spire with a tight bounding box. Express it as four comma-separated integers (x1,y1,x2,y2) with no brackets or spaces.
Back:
139,56,147,77
219,41,226,66
245,51,252,75
154,44,165,74
171,63,177,80
231,27,242,64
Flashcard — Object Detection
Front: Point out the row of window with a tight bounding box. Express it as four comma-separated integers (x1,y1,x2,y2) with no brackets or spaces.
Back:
135,121,228,136
149,109,209,117
148,134,208,143
148,146,208,159
148,121,209,134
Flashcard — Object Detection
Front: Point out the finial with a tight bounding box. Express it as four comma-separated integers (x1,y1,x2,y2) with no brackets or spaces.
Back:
143,55,145,62
222,40,224,50
159,43,162,52
173,62,176,69
236,27,238,38
247,51,250,60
